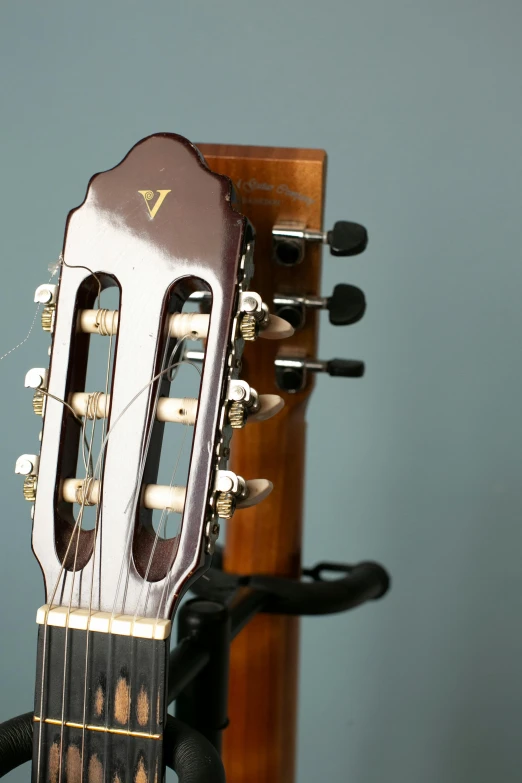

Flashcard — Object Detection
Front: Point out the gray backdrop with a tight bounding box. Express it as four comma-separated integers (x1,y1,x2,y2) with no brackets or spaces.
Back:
1,2,521,781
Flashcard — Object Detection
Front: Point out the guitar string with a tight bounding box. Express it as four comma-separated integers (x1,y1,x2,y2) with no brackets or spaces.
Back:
53,258,102,783
108,336,199,624
35,407,102,783
96,335,195,774
0,251,102,367
80,336,113,783
117,337,174,616
0,266,57,365
137,338,200,752
126,420,191,744
122,423,189,770
114,336,195,763
57,342,200,761
103,334,171,776
35,347,199,780
34,395,97,783
35,257,102,783
33,261,119,780
151,328,209,622
37,389,93,475
124,335,193,620
108,335,192,756
43,343,111,781
58,411,98,783
135,424,189,619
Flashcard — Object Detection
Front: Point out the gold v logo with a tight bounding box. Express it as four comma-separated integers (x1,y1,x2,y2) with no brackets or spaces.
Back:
138,189,172,219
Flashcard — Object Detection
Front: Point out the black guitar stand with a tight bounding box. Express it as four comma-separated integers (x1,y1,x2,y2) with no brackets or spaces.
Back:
0,553,389,781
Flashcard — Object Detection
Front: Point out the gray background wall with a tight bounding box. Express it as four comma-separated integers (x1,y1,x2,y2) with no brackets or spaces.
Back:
1,2,521,781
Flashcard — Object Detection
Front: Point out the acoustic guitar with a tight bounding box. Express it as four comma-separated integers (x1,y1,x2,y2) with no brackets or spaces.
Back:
11,133,369,783
15,133,297,783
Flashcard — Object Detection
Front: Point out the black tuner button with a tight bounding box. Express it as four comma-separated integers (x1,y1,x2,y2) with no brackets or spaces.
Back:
275,356,364,392
274,285,366,331
327,284,366,326
326,221,368,257
272,220,368,265
326,359,365,378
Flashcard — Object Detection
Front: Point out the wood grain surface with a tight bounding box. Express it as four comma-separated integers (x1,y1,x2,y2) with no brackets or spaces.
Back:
198,144,326,783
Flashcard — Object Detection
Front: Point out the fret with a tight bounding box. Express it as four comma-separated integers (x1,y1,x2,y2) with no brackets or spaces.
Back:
33,718,162,741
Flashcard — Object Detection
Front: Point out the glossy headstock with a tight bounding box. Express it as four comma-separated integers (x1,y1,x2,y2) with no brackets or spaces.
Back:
20,134,291,622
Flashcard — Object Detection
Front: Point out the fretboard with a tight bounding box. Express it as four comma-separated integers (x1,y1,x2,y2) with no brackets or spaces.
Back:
32,621,168,783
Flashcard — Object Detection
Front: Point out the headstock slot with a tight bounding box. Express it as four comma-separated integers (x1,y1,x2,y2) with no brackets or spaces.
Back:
132,277,213,584
54,273,121,570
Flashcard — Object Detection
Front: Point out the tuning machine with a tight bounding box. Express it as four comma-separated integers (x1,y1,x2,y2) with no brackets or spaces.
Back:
214,470,273,519
237,291,293,341
275,356,364,393
272,221,368,266
227,380,284,429
35,284,58,333
77,293,294,343
273,284,366,331
24,368,49,416
15,454,39,502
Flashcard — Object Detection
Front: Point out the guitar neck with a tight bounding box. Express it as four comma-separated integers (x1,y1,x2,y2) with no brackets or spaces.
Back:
198,144,326,783
33,623,168,783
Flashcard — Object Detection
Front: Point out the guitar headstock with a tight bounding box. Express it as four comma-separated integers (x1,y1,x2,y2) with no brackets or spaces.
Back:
17,134,292,630
197,144,368,575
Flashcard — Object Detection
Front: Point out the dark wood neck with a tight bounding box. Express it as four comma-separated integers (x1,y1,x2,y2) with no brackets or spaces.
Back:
33,625,169,783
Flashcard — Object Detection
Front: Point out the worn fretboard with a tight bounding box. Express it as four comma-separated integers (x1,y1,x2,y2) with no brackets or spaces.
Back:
33,623,168,783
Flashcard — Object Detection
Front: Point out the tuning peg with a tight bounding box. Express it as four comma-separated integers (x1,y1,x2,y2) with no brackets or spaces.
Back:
325,359,365,377
227,380,284,428
237,292,293,341
275,356,364,393
25,368,49,416
326,222,368,257
69,384,284,429
15,454,39,502
247,394,285,423
62,471,273,523
184,349,363,394
79,295,294,342
15,454,39,476
274,284,366,330
214,470,273,518
35,284,57,333
272,221,368,265
327,284,366,325
34,284,57,305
